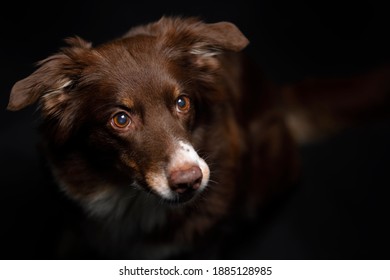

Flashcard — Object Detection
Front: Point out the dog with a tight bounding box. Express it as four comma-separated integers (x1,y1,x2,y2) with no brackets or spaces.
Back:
7,16,298,259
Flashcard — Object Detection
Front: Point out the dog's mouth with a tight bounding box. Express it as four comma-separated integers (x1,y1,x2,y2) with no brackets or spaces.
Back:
162,188,200,205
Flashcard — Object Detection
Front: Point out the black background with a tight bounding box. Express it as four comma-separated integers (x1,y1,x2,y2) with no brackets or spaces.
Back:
1,0,390,259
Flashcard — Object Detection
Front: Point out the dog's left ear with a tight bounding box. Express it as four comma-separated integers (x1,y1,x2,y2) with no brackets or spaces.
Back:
130,17,249,58
190,21,249,56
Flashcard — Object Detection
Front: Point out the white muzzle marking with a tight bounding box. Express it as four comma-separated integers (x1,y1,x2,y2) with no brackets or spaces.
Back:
145,140,210,200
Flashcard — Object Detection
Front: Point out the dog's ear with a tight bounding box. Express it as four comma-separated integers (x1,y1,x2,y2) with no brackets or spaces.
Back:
7,54,73,111
128,17,249,58
149,17,249,70
189,21,249,56
7,37,91,111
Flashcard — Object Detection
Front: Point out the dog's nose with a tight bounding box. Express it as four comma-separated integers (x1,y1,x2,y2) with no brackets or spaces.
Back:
168,166,203,194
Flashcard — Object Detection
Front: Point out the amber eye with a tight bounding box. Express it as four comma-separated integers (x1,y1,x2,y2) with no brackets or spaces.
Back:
111,112,131,129
176,95,191,113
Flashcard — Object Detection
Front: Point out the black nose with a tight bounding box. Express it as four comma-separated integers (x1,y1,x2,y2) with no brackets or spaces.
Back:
168,166,203,195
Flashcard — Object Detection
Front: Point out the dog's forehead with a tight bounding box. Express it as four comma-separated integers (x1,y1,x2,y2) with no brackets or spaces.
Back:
95,35,163,71
90,36,179,97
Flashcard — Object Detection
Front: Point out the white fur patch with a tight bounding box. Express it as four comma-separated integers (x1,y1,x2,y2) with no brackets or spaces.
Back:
145,171,173,200
170,141,210,192
44,79,72,97
145,140,210,200
85,183,168,232
190,43,221,57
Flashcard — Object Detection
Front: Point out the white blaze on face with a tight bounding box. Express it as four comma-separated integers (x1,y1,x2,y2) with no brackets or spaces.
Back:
145,140,210,200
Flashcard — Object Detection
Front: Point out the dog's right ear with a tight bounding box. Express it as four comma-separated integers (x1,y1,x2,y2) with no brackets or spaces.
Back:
7,54,73,111
7,37,91,111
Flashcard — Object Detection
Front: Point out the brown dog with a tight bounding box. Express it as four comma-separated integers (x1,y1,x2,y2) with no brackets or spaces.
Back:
7,16,298,259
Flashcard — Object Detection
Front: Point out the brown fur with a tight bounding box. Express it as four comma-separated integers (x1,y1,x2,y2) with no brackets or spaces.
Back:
7,16,298,259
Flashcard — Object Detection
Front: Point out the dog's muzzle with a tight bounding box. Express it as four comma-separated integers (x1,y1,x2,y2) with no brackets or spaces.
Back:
145,141,210,204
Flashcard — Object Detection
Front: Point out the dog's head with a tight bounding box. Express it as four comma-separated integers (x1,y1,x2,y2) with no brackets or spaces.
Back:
7,17,248,212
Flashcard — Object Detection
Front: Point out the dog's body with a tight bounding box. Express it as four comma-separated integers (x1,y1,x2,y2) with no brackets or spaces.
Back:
280,65,390,144
7,17,297,259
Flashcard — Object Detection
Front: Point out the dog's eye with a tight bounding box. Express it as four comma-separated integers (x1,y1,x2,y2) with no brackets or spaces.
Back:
111,112,131,129
176,95,191,113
